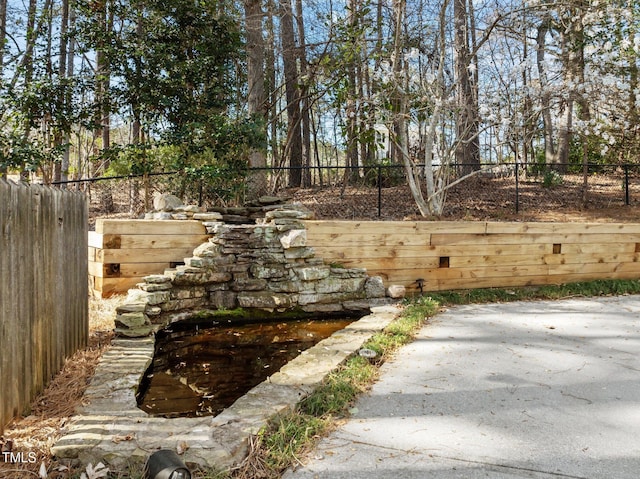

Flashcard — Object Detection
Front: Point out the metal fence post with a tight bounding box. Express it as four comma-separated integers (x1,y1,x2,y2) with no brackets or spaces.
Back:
624,165,630,206
515,162,520,214
378,165,382,217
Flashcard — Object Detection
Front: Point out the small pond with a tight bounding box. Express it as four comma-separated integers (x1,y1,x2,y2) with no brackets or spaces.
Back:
137,317,353,417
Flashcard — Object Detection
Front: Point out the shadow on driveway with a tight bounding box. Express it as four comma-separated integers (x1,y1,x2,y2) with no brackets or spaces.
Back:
283,296,640,479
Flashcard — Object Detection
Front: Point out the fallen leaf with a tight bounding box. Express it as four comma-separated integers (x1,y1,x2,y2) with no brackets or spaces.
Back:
176,441,189,455
111,434,135,444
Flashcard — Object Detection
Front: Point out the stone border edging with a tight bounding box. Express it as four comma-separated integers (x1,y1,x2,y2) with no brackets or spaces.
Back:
51,304,402,471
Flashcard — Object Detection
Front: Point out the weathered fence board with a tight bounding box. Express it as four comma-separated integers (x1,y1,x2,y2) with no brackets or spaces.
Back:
304,220,640,293
0,180,88,433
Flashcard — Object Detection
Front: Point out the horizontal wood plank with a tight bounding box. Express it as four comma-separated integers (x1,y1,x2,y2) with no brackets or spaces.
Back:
549,261,640,276
95,219,206,235
484,222,640,235
543,252,640,265
89,261,171,278
305,220,488,235
93,234,210,249
337,256,441,270
96,247,196,264
93,277,142,297
306,232,432,247
311,243,553,260
120,263,174,277
559,243,637,255
431,232,640,246
449,254,548,268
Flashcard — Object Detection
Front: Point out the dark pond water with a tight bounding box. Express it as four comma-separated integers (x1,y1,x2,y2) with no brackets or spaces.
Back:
137,318,353,418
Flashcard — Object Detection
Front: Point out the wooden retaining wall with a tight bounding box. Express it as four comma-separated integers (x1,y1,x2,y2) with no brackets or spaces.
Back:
304,221,640,293
88,219,640,297
0,180,88,433
89,219,209,298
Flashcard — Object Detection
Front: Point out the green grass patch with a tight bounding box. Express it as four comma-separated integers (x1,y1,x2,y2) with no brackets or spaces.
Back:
300,355,378,417
427,279,640,305
232,296,439,479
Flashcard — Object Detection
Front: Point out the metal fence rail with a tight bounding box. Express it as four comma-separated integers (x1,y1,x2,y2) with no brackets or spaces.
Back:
51,163,640,220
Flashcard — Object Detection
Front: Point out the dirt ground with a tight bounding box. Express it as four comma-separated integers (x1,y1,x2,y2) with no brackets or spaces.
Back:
286,173,640,223
86,170,640,225
0,298,121,479
3,172,640,478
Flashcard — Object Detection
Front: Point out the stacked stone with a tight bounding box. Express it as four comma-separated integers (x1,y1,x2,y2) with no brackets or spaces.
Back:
208,195,295,224
144,193,207,220
144,193,289,223
115,203,391,337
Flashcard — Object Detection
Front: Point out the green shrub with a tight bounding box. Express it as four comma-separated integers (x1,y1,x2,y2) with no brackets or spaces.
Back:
542,169,563,187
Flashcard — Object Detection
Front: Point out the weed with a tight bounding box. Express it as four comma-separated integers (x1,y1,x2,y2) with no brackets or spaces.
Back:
232,296,439,478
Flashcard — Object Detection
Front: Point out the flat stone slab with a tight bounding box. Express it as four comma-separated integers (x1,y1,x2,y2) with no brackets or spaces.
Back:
52,305,401,471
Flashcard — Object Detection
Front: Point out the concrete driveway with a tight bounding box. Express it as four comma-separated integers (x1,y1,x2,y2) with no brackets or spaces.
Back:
283,296,640,478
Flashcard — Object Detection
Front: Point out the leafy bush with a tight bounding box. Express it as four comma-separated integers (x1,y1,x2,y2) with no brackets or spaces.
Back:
542,169,563,187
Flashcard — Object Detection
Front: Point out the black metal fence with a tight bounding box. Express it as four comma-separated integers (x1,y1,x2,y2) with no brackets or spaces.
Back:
51,162,640,222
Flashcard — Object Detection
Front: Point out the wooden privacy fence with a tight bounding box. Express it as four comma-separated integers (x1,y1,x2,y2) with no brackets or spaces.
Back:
304,221,640,292
0,180,88,433
89,219,209,298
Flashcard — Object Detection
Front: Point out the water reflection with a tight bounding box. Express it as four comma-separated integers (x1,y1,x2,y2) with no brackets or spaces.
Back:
137,318,353,417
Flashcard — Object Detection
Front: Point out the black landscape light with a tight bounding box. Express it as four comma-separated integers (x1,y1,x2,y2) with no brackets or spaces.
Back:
144,449,191,479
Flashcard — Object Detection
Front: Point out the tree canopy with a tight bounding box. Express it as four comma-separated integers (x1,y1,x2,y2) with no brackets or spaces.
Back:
0,0,638,213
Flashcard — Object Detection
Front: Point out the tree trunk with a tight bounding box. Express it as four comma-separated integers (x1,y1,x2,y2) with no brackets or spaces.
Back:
520,7,533,172
556,13,576,171
94,0,112,171
536,16,557,166
20,0,38,181
390,0,405,166
244,0,268,200
392,0,436,215
570,2,590,202
53,0,70,184
61,4,76,184
343,0,359,185
628,23,638,129
0,0,6,80
265,0,279,179
130,8,144,146
93,0,114,214
295,0,312,187
280,0,302,187
454,0,480,174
